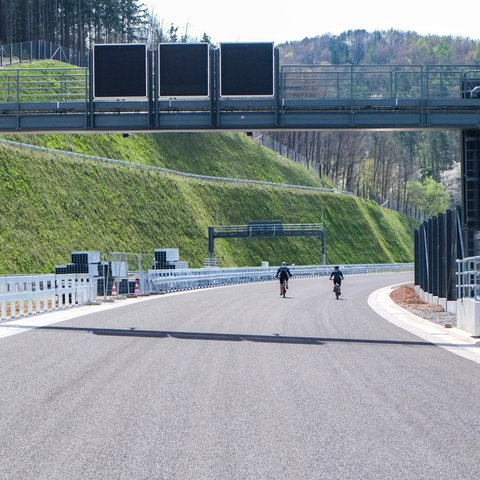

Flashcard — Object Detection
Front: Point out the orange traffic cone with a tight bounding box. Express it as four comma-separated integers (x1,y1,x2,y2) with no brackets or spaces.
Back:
134,278,140,295
111,279,117,297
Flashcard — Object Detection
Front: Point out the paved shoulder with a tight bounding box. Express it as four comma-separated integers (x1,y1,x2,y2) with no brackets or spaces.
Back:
368,283,480,365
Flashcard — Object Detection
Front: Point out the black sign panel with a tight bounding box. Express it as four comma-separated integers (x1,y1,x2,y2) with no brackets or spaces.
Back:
93,44,147,99
220,43,274,97
158,43,209,97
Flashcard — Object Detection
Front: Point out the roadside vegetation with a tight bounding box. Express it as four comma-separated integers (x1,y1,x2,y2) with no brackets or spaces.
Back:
0,59,419,274
0,130,417,274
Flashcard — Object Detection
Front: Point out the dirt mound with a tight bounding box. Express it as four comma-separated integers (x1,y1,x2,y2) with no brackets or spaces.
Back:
390,285,444,312
390,284,456,327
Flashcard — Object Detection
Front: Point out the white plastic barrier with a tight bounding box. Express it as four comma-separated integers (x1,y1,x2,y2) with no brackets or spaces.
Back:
0,274,95,321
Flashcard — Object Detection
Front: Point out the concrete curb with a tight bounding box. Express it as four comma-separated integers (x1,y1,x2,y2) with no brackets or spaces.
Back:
368,283,480,365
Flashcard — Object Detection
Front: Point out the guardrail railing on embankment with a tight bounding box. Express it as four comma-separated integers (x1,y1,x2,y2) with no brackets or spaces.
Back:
147,264,414,294
0,264,414,323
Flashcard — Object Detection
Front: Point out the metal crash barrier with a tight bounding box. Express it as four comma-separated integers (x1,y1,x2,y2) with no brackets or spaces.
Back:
0,264,413,323
456,256,480,335
148,264,414,294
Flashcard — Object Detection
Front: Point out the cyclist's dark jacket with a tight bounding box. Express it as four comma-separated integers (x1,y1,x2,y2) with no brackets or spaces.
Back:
276,266,292,282
330,270,344,284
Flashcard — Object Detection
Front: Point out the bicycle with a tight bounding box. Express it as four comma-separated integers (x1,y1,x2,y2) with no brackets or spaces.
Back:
280,279,288,298
332,281,341,299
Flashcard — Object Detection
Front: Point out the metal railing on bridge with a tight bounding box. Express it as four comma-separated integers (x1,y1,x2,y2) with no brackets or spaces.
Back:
212,223,325,238
3,61,480,131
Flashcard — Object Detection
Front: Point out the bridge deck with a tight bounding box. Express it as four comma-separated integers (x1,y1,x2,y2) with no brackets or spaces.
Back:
2,64,480,132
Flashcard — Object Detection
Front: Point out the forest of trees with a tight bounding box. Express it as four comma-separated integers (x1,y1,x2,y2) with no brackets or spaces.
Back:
0,1,208,50
2,4,479,216
267,128,458,217
274,30,480,215
0,1,149,50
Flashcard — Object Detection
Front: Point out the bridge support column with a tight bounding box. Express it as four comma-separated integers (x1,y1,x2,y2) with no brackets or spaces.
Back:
461,130,480,256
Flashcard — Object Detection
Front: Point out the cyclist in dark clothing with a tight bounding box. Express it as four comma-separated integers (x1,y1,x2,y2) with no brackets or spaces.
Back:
329,265,344,291
275,262,292,295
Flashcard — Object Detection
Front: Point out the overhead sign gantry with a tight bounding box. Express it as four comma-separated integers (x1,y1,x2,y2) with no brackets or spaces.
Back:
208,221,326,266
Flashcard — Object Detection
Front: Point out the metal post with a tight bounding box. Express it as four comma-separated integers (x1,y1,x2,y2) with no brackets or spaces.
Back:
321,231,326,265
208,226,215,266
88,50,94,129
212,48,220,128
274,48,281,127
148,49,154,129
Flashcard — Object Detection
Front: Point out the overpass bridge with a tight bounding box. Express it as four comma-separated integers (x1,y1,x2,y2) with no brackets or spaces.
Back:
2,49,480,258
2,61,480,133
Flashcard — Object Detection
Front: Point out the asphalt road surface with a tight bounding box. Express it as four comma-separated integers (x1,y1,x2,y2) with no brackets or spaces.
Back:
1,272,479,480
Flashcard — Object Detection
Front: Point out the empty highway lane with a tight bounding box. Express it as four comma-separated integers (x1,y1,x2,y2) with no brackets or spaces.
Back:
1,272,479,480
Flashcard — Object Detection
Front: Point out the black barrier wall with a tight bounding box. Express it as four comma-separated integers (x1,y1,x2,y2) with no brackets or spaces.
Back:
415,206,464,301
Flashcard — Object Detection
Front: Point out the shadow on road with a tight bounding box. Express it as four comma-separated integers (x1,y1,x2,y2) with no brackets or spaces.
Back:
2,322,475,348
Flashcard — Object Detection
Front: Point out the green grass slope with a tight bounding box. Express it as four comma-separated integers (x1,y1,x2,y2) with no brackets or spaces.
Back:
0,132,417,274
12,131,332,188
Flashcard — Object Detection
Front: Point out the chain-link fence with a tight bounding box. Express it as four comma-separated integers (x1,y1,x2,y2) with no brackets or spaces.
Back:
0,40,86,67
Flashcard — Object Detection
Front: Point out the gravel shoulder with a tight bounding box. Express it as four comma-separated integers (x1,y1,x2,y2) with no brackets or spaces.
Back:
390,284,457,327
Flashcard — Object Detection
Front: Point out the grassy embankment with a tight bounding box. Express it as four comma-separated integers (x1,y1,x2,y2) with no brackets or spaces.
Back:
0,131,417,274
0,60,418,273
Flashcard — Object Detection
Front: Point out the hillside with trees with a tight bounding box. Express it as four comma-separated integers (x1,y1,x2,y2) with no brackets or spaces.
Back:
2,6,477,243
270,30,480,215
2,4,471,216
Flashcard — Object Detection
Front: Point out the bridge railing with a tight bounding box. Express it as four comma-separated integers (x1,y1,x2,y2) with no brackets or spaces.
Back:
280,64,474,101
0,67,88,103
213,223,325,238
0,63,479,106
281,64,424,100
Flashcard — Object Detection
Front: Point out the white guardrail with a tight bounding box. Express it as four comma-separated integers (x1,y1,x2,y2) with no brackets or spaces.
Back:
0,264,414,322
147,263,413,293
0,273,95,321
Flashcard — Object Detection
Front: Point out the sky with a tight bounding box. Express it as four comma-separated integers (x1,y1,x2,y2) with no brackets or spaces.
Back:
144,0,480,45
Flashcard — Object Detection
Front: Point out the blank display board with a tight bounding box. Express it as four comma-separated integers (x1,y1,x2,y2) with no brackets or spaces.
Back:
93,44,148,99
220,43,274,97
158,43,209,97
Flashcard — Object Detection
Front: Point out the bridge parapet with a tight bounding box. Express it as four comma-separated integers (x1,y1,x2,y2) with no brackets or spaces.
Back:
2,63,480,131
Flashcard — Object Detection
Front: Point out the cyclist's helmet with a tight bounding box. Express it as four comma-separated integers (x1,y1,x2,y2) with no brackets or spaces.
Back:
334,265,339,269
282,262,286,266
